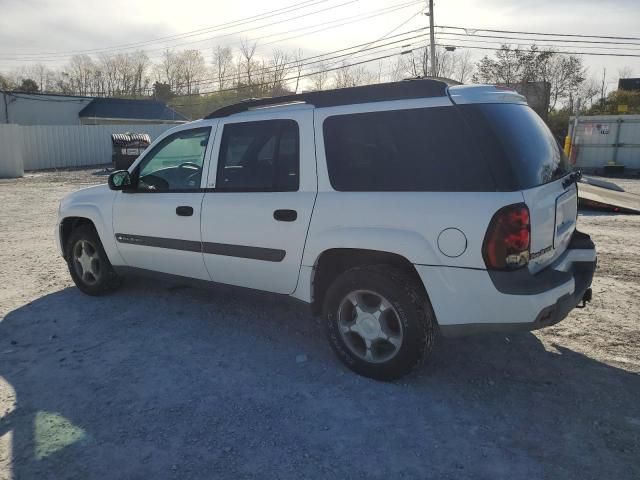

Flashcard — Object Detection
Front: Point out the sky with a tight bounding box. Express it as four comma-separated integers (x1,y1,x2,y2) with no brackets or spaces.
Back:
0,0,639,91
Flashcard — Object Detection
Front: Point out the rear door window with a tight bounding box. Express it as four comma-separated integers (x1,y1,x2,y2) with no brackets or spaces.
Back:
216,120,299,191
322,106,496,192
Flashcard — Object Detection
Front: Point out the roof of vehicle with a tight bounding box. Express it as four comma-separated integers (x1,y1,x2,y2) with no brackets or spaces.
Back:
205,78,450,119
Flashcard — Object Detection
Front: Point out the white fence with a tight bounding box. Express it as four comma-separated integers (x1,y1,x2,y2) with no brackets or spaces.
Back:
0,123,177,177
0,125,24,178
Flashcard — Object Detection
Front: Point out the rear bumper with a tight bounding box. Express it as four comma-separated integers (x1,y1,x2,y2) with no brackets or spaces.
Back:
531,258,595,329
417,230,596,337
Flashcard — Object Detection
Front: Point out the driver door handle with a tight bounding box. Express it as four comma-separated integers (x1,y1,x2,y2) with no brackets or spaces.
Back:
274,209,297,222
176,206,194,216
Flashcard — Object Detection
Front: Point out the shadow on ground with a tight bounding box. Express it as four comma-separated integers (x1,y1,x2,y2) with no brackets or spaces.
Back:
1,279,639,479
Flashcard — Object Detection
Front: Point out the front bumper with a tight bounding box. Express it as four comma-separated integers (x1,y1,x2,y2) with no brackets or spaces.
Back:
54,222,64,257
417,230,596,337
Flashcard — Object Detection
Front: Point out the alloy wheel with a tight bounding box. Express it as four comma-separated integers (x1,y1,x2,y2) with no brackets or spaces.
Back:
337,290,404,363
72,240,101,286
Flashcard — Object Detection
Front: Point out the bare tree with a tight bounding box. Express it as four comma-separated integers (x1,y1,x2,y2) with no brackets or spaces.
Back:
334,63,373,88
28,64,54,92
212,46,234,90
179,49,207,95
239,39,258,86
130,50,150,96
433,49,457,79
389,56,407,82
99,53,118,95
452,50,474,83
292,49,304,93
334,64,356,88
396,46,459,79
618,65,634,81
599,67,607,109
266,48,291,94
155,50,183,94
309,62,330,91
65,54,97,95
405,48,428,77
576,75,600,110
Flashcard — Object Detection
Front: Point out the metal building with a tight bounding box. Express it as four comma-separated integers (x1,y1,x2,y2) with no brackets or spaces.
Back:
569,114,640,174
1,91,188,125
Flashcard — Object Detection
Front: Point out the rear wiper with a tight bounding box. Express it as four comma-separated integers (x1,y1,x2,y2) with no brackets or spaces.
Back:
562,170,582,189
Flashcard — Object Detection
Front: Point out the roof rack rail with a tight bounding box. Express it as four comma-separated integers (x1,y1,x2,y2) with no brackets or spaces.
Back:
205,78,449,119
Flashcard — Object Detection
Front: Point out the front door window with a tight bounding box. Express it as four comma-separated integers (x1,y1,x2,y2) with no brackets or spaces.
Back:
135,127,211,191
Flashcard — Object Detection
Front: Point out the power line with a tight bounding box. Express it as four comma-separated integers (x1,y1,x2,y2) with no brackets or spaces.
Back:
0,0,359,62
152,0,422,65
116,0,361,60
435,33,640,52
96,30,432,96
433,42,640,58
220,35,640,92
108,0,421,69
334,7,424,65
436,30,640,47
171,48,414,105
437,25,640,42
0,0,422,64
33,27,428,97
0,0,327,58
184,31,430,90
220,1,420,50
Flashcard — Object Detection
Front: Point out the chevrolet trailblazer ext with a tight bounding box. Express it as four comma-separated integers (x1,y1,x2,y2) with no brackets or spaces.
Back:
56,79,596,380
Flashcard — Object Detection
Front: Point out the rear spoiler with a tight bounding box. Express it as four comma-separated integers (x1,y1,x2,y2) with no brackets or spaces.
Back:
447,85,527,105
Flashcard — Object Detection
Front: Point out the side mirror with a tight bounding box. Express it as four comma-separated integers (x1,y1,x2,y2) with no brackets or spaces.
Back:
108,170,132,191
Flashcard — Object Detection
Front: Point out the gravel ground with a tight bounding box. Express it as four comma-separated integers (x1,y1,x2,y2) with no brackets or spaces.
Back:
1,167,639,480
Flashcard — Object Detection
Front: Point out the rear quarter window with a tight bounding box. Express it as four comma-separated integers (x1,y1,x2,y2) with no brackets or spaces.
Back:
457,103,570,190
322,106,497,192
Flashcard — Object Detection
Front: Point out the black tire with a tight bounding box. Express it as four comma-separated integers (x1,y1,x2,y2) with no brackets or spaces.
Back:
323,265,436,381
65,224,122,296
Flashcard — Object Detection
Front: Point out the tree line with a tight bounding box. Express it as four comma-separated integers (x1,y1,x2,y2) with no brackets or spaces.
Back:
0,41,634,126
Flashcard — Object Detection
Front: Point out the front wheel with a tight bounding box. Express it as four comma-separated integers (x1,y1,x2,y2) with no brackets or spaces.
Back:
65,225,121,296
323,265,436,381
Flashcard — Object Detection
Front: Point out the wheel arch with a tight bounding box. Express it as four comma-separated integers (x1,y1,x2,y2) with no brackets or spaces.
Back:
58,203,124,265
309,248,426,316
60,217,97,258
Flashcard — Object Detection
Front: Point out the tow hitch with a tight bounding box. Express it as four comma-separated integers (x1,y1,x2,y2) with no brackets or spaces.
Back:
577,287,593,309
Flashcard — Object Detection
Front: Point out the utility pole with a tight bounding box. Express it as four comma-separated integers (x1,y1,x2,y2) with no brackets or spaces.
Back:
599,67,607,109
428,0,436,76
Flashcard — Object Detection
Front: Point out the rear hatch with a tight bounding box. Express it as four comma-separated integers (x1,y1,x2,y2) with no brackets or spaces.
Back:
455,100,576,273
522,179,577,272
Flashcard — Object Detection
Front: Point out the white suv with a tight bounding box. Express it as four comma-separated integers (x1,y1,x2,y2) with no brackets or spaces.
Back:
56,79,596,380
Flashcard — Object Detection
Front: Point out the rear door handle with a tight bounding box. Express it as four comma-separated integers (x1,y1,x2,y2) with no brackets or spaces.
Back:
176,206,194,216
273,209,297,222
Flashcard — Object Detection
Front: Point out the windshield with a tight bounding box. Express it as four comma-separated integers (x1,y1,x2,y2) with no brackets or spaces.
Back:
458,103,570,190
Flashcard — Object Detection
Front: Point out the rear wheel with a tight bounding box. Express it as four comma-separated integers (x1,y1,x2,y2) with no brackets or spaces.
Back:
323,265,435,381
65,225,121,295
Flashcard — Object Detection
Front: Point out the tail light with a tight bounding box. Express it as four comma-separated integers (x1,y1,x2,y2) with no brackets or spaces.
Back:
482,203,530,270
